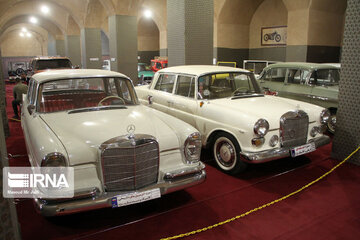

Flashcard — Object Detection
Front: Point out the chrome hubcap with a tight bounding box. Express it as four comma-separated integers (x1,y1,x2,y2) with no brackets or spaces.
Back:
328,115,336,133
215,138,236,169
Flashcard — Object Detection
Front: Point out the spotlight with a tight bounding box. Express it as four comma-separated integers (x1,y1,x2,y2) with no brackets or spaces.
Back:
41,5,50,14
21,27,28,32
26,32,32,38
144,9,152,18
19,32,25,37
29,16,38,24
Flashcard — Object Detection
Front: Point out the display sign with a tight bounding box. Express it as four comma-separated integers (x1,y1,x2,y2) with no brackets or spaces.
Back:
111,188,161,208
261,26,287,46
290,142,316,157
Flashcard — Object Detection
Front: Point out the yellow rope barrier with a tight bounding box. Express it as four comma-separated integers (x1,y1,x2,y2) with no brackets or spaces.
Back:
9,118,21,122
160,146,360,240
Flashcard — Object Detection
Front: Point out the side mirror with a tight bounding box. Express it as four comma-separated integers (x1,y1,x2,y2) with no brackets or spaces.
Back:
27,104,35,115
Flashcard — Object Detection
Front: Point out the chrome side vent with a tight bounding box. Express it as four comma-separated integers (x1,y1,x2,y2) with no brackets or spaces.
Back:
100,134,159,192
280,110,309,148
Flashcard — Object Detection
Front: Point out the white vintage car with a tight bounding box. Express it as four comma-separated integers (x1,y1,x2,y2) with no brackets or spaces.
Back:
21,69,205,216
136,65,331,175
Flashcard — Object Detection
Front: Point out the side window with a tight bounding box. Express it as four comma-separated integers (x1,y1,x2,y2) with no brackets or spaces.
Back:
154,74,175,93
156,62,162,69
175,75,195,98
261,69,272,81
27,80,33,102
287,69,301,84
30,80,37,104
108,78,118,96
271,68,286,82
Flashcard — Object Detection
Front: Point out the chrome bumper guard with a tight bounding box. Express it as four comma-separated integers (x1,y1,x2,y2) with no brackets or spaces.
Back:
240,135,330,163
34,163,206,216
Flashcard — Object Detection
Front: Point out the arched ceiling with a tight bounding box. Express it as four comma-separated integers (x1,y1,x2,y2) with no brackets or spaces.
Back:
0,15,62,37
0,23,48,44
217,0,264,25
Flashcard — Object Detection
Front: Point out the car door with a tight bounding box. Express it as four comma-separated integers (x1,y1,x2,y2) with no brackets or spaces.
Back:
308,69,339,109
281,68,312,103
170,74,198,126
149,73,176,114
21,79,41,166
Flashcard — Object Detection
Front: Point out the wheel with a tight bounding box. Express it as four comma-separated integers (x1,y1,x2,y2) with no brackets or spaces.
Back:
264,34,269,41
212,132,247,175
98,96,125,106
327,110,336,134
275,34,281,42
15,68,25,76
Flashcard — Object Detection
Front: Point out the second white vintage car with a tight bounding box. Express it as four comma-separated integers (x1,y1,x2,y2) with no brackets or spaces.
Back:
136,65,331,174
21,69,205,216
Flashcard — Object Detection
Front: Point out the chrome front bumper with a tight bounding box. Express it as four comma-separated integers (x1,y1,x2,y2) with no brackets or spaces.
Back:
240,135,330,163
34,163,206,216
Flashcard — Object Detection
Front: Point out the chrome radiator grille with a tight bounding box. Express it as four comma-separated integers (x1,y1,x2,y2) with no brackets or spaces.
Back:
280,110,309,148
100,135,159,192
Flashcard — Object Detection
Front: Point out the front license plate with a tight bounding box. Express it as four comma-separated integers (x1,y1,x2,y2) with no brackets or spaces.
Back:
111,188,161,208
290,142,316,157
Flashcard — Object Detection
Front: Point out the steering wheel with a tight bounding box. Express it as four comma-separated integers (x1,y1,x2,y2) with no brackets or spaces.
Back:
232,87,249,95
98,96,125,106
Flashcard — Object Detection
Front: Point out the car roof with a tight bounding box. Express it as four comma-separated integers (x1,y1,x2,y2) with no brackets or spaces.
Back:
157,65,249,76
32,69,130,83
32,56,70,60
263,62,340,70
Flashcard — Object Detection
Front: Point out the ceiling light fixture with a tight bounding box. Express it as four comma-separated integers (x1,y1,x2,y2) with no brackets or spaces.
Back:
29,16,38,24
21,27,28,32
26,32,32,38
41,5,50,14
144,9,152,18
19,32,25,37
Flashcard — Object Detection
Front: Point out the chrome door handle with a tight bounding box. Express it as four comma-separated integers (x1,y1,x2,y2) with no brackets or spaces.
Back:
147,95,153,104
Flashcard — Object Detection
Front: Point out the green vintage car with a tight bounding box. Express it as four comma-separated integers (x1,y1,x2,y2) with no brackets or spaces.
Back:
258,62,340,133
138,63,155,84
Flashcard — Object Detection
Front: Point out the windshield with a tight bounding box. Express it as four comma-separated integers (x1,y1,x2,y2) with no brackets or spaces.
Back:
37,77,138,113
197,72,261,99
309,69,340,86
35,59,72,70
138,64,150,72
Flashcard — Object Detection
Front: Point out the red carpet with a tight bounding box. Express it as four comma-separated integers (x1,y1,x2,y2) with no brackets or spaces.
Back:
4,83,360,240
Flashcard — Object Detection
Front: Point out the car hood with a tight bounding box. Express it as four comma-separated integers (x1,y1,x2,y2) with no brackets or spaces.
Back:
138,70,155,77
40,105,180,165
208,95,322,129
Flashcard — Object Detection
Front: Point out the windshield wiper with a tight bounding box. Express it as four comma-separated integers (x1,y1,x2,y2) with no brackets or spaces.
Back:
231,93,264,99
68,105,127,114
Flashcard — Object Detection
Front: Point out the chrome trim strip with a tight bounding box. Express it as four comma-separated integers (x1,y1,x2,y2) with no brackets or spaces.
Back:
33,165,206,216
160,147,179,153
164,162,205,180
240,135,330,163
40,188,99,203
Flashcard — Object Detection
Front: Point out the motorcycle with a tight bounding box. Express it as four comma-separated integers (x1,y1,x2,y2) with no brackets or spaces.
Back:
264,31,281,42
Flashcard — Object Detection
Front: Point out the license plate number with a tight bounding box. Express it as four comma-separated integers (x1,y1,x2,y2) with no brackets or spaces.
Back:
111,188,161,208
290,142,316,157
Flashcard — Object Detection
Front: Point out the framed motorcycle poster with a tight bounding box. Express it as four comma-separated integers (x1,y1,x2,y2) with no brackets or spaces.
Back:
261,26,287,46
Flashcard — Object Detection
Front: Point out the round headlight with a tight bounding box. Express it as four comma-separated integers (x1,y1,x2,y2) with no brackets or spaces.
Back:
320,109,330,124
184,132,202,163
41,152,67,167
254,119,269,137
269,135,279,147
